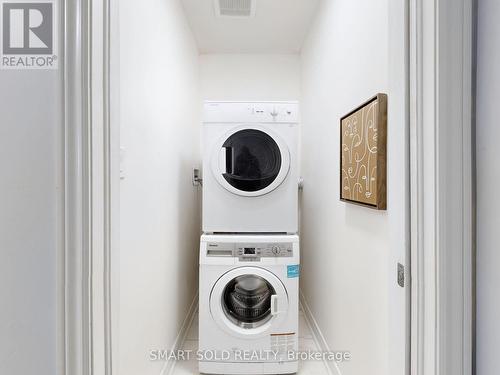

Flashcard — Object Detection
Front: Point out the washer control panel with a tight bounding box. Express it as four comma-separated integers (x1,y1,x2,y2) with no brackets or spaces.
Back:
206,242,293,259
237,243,293,258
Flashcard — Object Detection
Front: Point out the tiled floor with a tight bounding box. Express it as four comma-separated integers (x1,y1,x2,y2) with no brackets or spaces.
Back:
172,307,330,375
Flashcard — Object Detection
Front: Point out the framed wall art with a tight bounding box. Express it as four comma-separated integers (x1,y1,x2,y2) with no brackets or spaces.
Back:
340,93,387,210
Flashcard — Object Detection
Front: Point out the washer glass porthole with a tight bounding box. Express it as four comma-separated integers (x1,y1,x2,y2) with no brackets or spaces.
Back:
222,274,276,329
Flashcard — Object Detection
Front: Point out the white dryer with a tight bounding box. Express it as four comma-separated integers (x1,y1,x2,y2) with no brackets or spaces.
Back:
199,234,300,375
202,102,299,234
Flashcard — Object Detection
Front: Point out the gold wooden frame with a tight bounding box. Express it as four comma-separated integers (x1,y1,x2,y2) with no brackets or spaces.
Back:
340,93,387,210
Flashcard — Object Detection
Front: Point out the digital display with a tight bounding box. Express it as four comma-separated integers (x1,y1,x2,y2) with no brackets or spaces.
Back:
244,248,256,255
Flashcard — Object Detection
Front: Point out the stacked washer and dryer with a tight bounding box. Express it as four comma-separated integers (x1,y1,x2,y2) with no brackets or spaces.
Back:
199,102,301,375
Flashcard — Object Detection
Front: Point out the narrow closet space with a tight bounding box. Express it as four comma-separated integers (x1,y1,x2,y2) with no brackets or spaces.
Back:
117,1,408,375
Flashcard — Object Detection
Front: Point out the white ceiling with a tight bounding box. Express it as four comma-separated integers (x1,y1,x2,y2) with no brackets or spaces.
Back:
180,0,320,54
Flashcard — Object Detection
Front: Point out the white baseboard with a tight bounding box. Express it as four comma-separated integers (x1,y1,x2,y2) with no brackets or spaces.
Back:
299,291,342,375
160,291,199,375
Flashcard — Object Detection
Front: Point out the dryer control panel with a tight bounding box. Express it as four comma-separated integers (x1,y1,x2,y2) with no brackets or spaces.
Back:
203,101,299,124
206,242,293,259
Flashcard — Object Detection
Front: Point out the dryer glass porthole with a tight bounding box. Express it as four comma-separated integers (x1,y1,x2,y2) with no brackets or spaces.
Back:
221,129,282,192
222,274,276,329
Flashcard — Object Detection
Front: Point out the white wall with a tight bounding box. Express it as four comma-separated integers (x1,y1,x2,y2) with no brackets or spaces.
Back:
476,1,500,374
300,1,407,374
0,17,62,375
118,1,200,375
200,54,300,101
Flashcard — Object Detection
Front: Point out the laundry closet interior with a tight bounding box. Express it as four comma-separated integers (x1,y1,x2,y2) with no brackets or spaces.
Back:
117,1,409,375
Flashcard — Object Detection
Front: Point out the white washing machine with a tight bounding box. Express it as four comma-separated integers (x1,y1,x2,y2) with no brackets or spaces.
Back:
199,234,300,375
202,101,299,234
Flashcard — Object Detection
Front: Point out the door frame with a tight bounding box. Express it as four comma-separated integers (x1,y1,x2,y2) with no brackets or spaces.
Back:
62,0,117,374
63,0,475,374
408,1,474,375
62,1,92,374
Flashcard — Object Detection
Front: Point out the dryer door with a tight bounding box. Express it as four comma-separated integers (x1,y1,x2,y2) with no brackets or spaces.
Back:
210,267,289,339
211,126,290,197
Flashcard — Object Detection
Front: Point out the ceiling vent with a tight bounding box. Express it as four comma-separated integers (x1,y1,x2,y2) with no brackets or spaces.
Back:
214,0,256,18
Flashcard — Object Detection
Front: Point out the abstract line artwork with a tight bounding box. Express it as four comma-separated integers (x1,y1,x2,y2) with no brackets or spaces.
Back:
340,94,387,210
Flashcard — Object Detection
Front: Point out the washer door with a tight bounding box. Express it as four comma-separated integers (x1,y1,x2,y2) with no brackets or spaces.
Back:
211,126,290,197
210,267,289,339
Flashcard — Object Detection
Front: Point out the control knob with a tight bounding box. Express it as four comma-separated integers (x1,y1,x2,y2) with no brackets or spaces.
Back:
272,246,281,255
